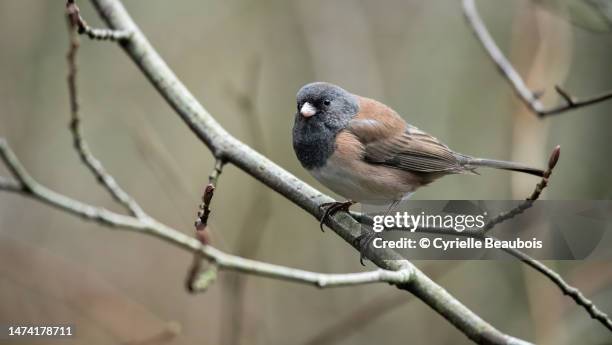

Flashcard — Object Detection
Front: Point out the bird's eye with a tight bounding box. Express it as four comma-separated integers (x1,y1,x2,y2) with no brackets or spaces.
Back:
323,99,331,106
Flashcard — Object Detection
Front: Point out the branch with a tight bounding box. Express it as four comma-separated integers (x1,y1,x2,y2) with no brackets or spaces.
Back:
194,159,223,239
499,244,612,331
480,148,612,331
370,217,612,332
462,0,612,117
194,161,223,234
0,139,143,229
458,9,612,329
187,161,224,292
66,0,131,41
66,10,146,220
0,139,414,289
483,145,560,232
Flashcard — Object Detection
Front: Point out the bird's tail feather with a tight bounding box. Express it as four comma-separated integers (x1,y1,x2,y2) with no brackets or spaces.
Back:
464,157,544,177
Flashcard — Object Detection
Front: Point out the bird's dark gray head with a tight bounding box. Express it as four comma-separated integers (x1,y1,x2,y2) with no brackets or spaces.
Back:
295,82,359,123
292,82,359,169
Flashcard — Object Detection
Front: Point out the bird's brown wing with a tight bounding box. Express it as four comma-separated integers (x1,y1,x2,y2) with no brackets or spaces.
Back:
347,98,466,174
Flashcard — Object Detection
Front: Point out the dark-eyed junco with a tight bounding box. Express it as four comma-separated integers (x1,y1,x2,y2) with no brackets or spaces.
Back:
292,82,545,222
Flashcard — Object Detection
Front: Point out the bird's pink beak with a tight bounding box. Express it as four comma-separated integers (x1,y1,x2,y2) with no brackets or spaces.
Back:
300,102,317,117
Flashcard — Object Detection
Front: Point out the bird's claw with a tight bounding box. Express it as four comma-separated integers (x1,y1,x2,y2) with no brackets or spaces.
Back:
318,200,355,232
354,231,378,266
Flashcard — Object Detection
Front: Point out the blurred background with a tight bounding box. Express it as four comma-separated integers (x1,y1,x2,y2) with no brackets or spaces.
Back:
1,0,611,344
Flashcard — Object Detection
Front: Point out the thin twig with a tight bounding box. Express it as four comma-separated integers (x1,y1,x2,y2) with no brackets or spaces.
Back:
479,147,612,331
483,145,560,231
462,0,612,117
194,183,217,234
188,160,225,292
66,11,146,220
0,139,413,289
383,215,612,332
208,159,224,185
0,139,144,229
476,143,610,329
499,244,612,331
195,158,224,233
400,226,612,332
66,0,131,41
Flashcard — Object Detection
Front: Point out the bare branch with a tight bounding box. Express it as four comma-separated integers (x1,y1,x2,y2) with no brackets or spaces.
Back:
194,158,224,234
188,161,224,292
197,161,222,240
499,245,612,331
462,0,612,117
418,19,612,327
479,148,612,332
483,145,560,231
208,159,224,185
194,184,216,234
66,12,146,220
384,216,612,332
392,223,612,332
483,147,612,331
66,0,131,41
0,139,144,229
0,139,414,289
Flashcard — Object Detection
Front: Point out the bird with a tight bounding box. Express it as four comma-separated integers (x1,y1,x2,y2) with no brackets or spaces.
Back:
292,82,545,229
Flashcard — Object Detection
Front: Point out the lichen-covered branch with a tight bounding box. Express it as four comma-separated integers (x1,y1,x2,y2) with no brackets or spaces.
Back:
462,0,612,117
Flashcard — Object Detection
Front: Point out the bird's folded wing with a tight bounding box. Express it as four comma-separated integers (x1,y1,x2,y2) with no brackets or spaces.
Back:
347,119,465,174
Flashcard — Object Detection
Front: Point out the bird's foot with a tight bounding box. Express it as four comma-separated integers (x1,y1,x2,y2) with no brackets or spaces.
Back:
319,200,355,232
354,231,379,266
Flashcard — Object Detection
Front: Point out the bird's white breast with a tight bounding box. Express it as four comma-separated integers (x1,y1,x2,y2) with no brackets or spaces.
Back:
310,155,416,205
